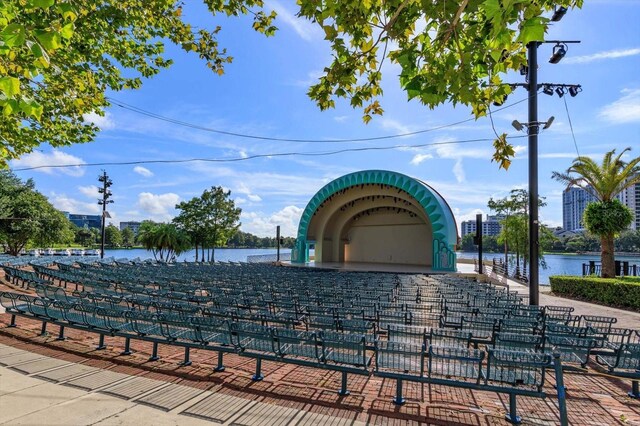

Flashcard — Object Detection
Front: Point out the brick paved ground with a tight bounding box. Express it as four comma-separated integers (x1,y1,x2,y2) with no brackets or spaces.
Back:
1,270,639,425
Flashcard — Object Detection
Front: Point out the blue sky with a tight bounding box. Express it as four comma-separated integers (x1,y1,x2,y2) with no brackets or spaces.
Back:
10,1,640,237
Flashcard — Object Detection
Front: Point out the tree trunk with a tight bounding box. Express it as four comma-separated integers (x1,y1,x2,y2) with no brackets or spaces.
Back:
601,234,616,278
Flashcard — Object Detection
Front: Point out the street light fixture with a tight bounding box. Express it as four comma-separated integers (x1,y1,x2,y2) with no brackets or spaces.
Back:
542,85,554,96
555,87,566,98
549,43,568,64
569,86,582,97
550,6,568,22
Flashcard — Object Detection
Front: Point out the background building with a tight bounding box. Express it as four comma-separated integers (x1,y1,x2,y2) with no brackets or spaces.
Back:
63,212,101,229
120,221,142,235
563,182,639,232
460,215,503,237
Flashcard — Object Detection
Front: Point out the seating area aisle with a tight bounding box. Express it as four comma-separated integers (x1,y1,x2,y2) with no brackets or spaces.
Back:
0,261,639,425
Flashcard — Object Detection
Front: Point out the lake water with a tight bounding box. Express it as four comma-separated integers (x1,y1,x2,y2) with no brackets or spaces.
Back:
105,248,640,285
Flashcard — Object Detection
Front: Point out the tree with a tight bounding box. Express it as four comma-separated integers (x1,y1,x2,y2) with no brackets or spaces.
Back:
74,225,93,247
121,227,135,248
104,224,122,247
299,1,584,168
137,221,190,262
0,170,73,254
174,186,241,262
174,197,207,261
0,1,276,166
552,148,640,278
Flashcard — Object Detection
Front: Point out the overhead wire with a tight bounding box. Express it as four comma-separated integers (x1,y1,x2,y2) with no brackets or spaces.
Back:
562,96,580,157
106,94,532,144
12,135,528,171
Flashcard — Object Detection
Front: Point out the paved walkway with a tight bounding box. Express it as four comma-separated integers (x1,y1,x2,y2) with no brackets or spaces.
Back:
0,342,362,426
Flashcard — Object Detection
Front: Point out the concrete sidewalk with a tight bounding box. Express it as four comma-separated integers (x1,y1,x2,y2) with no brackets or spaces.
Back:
0,343,360,426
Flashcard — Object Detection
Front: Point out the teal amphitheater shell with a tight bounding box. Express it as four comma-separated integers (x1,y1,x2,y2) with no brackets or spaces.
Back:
292,170,458,271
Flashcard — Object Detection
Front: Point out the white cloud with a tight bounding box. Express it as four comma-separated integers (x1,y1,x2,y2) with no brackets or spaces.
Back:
455,208,487,225
49,192,100,214
136,192,180,222
334,116,349,123
563,47,640,65
599,89,640,124
241,205,303,237
410,153,434,165
77,185,99,199
379,118,415,135
239,150,248,159
247,194,262,202
267,1,321,41
133,166,154,177
83,111,115,130
452,159,465,183
11,150,86,177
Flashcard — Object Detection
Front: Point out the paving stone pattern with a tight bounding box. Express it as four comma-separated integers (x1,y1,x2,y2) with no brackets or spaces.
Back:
1,271,640,426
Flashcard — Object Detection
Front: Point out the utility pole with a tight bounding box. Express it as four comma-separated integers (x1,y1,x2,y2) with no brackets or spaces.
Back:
475,214,483,274
511,39,580,305
276,225,281,262
527,42,540,306
98,171,113,259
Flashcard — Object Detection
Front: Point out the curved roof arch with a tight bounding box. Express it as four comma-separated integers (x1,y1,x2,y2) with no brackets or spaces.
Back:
296,170,458,247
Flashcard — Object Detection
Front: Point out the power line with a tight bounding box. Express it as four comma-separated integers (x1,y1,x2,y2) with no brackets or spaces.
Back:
562,96,580,157
12,135,528,172
106,95,532,144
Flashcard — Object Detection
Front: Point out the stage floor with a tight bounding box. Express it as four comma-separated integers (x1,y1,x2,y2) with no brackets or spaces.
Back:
283,260,477,275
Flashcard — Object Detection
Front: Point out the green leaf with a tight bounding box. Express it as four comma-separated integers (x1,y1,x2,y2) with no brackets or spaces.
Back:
60,22,74,39
56,3,78,21
517,17,547,44
0,23,26,48
28,0,55,8
0,76,20,96
34,30,61,51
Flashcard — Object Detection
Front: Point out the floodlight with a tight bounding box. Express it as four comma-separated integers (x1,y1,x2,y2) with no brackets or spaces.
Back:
512,120,524,131
550,6,568,22
542,85,554,96
543,116,555,129
569,86,582,97
555,87,565,98
549,43,567,64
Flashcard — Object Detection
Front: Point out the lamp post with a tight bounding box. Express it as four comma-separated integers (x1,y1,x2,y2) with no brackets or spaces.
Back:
511,39,580,305
98,171,113,259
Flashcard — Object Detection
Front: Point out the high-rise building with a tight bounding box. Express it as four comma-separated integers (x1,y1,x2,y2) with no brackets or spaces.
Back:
562,187,596,232
460,215,503,237
562,181,640,232
119,221,142,235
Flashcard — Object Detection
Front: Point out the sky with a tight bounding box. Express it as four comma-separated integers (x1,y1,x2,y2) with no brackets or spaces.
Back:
9,0,640,238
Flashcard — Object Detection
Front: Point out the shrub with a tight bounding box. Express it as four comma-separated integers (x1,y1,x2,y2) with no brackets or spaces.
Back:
549,276,640,310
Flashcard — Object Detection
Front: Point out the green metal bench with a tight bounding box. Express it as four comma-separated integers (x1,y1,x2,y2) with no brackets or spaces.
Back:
374,343,568,425
596,342,640,398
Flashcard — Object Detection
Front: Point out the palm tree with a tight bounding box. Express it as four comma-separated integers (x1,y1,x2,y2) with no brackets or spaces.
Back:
137,221,191,262
552,147,640,278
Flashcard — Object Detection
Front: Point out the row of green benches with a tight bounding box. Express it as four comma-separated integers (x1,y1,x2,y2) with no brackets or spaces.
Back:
1,290,569,425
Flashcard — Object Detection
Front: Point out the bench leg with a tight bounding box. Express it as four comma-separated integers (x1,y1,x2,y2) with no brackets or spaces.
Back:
149,342,159,361
40,321,47,336
96,334,106,350
180,347,192,366
505,394,522,424
553,354,569,426
214,352,225,372
121,337,132,355
252,358,264,381
630,380,640,399
57,325,65,341
392,378,405,405
8,314,16,327
337,371,350,396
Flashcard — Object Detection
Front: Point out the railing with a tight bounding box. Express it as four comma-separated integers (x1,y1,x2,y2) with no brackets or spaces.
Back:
246,251,292,263
489,258,529,284
582,261,639,277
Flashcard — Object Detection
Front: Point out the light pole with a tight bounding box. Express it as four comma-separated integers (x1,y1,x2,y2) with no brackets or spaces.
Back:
510,39,580,305
98,171,113,259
